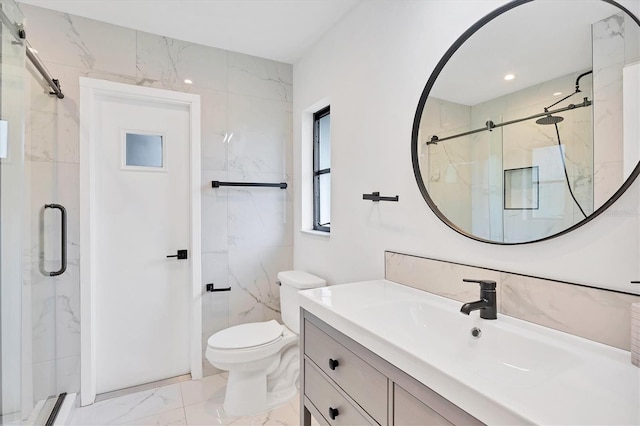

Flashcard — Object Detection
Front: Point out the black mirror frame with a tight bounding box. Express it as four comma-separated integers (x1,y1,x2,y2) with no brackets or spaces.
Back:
411,0,640,245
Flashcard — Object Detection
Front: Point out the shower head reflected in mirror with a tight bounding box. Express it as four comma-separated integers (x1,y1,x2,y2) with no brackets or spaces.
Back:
535,115,564,125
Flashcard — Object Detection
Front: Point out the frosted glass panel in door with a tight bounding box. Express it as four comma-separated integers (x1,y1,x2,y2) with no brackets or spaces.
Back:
125,133,164,168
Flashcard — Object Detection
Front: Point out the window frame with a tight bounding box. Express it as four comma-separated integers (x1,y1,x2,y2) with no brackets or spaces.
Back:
313,106,330,232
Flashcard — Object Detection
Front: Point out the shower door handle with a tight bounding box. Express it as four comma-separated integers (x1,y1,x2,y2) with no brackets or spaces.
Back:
44,203,67,277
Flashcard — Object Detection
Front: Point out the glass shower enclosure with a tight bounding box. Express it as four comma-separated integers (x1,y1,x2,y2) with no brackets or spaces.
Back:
0,0,70,423
0,0,26,423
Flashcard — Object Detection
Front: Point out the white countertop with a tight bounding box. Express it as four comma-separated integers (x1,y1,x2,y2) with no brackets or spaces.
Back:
299,280,640,425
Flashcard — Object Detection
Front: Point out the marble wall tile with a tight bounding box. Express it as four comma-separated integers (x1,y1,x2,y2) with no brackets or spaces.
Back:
198,88,228,172
423,150,473,232
227,246,292,327
227,93,292,178
594,160,624,207
227,177,293,249
27,110,57,162
27,258,78,395
201,171,229,254
27,68,58,114
384,252,500,304
624,13,640,64
56,355,80,395
593,13,626,210
385,251,640,351
228,52,293,103
502,211,565,245
30,271,56,364
31,359,56,402
593,63,624,164
418,97,473,232
501,273,639,350
20,4,136,76
55,261,80,360
136,31,227,92
201,252,230,342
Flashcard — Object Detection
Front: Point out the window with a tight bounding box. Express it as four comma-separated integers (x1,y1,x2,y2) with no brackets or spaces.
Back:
313,106,330,232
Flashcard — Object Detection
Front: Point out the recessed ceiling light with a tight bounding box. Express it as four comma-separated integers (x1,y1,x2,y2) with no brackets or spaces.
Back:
504,74,515,81
184,79,193,84
553,91,562,96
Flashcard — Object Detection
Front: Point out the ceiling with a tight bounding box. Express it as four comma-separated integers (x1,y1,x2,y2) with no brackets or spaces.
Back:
17,0,361,63
429,0,640,106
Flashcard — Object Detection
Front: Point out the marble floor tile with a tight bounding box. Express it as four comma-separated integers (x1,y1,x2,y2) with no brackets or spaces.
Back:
70,383,183,425
116,408,187,426
180,374,227,407
183,398,228,425
69,373,313,426
183,398,299,426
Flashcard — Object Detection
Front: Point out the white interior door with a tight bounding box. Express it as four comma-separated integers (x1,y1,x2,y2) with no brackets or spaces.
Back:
94,94,191,394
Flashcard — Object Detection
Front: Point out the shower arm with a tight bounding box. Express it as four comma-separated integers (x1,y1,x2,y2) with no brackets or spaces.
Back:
543,70,593,113
427,97,592,145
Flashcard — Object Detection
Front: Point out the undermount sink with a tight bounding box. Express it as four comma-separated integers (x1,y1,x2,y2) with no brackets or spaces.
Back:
299,279,640,425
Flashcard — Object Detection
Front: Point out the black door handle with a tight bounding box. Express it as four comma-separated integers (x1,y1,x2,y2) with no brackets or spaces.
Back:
328,358,339,370
167,249,188,259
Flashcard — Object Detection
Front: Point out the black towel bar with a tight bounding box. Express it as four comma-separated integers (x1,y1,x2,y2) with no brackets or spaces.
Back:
212,181,287,189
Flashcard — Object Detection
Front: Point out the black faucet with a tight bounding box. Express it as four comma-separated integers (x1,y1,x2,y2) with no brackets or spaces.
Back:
460,279,497,320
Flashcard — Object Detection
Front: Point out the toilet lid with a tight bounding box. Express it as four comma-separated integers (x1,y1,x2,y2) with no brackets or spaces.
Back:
208,320,284,350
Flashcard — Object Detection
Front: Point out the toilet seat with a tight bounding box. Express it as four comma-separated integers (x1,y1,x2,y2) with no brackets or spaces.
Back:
206,321,297,365
208,320,283,350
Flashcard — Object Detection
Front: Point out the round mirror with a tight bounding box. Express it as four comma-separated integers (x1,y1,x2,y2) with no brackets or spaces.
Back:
412,0,640,244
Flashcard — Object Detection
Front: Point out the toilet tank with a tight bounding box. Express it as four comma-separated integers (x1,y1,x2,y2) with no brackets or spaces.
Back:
278,270,326,333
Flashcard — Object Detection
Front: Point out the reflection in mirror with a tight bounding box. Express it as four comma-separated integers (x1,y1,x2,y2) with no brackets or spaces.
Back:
414,0,640,243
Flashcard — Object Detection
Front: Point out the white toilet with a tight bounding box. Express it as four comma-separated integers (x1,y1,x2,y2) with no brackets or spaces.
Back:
205,270,326,416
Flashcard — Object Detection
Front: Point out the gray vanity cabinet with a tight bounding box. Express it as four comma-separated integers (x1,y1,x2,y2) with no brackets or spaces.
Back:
394,384,452,425
301,310,483,426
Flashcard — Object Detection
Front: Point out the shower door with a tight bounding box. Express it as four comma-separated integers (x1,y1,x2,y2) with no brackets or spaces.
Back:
0,0,25,424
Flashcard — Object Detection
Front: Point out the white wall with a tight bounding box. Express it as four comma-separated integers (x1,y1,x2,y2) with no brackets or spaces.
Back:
293,0,640,294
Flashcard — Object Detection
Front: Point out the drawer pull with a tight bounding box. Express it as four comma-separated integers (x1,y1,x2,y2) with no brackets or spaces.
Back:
328,407,339,420
328,358,339,370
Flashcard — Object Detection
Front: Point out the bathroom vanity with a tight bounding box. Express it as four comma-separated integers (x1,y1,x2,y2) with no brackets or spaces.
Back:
301,311,481,425
299,280,640,425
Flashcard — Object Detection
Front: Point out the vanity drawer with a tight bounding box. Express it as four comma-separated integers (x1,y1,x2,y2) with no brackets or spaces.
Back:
305,360,373,426
394,384,452,426
304,320,387,424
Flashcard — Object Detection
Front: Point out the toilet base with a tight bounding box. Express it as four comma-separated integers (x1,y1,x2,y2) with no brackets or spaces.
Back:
221,344,300,417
